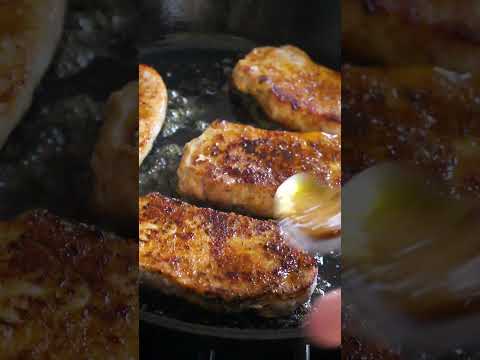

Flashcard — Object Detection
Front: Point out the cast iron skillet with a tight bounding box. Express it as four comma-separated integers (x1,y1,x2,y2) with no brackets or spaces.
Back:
138,34,341,340
137,0,342,342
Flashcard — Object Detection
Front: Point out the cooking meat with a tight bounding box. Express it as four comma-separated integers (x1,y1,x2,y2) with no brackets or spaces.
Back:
232,45,341,134
177,120,340,218
0,210,138,359
342,64,480,197
139,193,318,317
139,64,167,165
91,80,138,222
0,0,66,148
342,0,480,73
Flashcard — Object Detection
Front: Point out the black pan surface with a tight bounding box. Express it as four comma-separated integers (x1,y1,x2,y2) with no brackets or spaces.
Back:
139,34,341,340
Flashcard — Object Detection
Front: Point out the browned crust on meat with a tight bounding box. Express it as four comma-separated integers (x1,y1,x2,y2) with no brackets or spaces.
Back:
0,0,65,149
0,210,138,359
139,193,318,317
232,45,341,134
342,0,480,73
139,64,167,165
342,65,480,196
177,120,340,218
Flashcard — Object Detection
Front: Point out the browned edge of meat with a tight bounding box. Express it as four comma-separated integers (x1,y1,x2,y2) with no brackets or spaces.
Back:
139,64,167,165
232,45,341,134
178,120,341,218
0,210,138,359
139,193,318,318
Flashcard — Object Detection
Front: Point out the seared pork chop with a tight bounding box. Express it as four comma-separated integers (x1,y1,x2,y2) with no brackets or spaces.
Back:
0,0,66,148
177,121,340,218
342,0,480,73
0,210,138,359
342,65,480,196
92,80,138,222
232,45,341,134
139,193,318,317
139,64,167,165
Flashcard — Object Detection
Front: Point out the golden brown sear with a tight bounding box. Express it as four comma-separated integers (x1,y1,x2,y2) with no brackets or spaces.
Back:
139,193,318,317
0,211,138,359
342,64,480,197
0,0,66,149
342,0,480,73
139,64,167,165
232,45,341,134
177,121,341,218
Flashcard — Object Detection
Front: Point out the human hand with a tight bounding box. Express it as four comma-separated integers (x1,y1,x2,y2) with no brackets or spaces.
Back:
306,289,341,348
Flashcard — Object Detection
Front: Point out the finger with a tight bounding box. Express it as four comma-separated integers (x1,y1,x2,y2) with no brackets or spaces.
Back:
306,289,341,348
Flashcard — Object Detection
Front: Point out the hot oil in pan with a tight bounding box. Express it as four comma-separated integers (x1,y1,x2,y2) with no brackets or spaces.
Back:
140,45,340,330
140,50,246,197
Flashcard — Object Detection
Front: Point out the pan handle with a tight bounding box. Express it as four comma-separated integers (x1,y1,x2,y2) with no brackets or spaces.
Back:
197,349,216,360
293,342,310,360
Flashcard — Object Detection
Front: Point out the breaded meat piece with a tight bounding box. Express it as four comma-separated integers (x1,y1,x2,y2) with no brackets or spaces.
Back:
139,64,167,165
177,121,340,218
139,193,318,317
92,80,138,223
0,0,66,148
342,0,480,73
232,45,341,134
0,210,138,359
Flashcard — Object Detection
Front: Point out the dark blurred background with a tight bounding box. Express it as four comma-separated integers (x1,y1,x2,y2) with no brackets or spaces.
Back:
342,0,480,359
138,0,341,69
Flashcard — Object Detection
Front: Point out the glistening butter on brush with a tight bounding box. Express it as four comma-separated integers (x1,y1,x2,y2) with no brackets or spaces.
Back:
343,163,480,350
273,173,341,255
